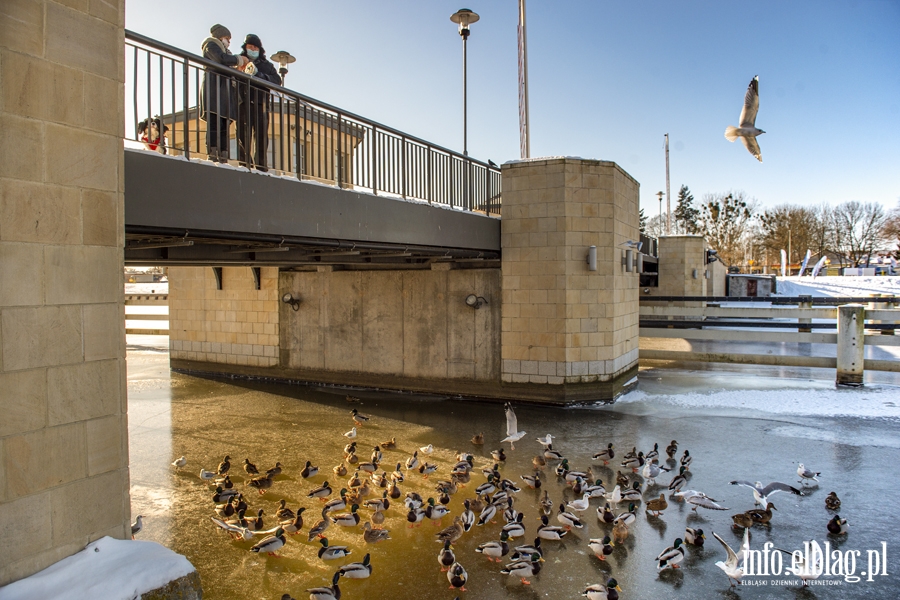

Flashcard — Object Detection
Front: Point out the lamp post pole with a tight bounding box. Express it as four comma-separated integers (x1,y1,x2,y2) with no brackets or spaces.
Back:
450,9,479,157
656,191,664,235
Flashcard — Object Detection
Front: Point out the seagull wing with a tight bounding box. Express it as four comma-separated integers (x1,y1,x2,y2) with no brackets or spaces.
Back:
740,136,762,162
713,532,739,568
760,482,802,497
739,76,759,127
689,496,729,510
729,480,761,492
504,403,518,437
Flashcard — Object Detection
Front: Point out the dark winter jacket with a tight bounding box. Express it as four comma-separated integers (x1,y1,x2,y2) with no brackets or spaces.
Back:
238,50,281,106
200,37,241,121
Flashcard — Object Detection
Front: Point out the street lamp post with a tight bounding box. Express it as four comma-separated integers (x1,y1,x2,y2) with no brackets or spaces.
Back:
656,191,664,235
450,8,479,157
270,51,296,86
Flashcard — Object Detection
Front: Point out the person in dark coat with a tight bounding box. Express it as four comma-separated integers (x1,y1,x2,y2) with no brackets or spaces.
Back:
237,34,280,171
200,24,248,162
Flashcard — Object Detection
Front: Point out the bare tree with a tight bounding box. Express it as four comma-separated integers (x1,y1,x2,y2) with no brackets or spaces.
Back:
697,191,757,267
884,202,900,259
827,201,888,266
644,212,667,238
758,204,828,266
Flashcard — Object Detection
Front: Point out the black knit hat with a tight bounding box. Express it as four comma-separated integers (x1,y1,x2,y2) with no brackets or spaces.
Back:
210,24,231,39
243,34,264,51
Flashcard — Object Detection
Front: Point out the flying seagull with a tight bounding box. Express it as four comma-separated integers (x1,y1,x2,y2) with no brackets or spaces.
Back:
500,402,526,450
724,75,765,162
730,480,803,508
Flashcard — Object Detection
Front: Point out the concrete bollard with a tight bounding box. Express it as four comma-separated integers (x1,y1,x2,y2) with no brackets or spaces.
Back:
798,295,812,333
836,304,865,387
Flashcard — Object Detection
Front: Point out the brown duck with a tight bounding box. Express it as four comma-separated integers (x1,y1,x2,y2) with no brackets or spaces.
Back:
746,502,776,525
646,493,668,516
825,491,841,511
731,512,754,529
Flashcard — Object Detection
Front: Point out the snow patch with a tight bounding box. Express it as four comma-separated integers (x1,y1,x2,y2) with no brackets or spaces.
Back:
776,276,900,298
0,537,195,600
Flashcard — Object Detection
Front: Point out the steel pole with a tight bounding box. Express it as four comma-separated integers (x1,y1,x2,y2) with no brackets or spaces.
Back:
665,133,671,235
463,35,468,156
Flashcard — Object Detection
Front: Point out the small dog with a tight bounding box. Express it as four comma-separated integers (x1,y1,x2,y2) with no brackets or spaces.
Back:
136,116,168,155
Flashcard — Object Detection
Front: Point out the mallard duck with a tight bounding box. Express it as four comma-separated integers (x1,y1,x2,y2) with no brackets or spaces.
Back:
512,538,543,560
555,458,570,478
405,491,424,509
242,458,258,476
597,502,615,524
490,490,510,507
746,502,776,525
713,529,750,587
543,445,564,461
622,451,645,473
438,540,456,571
491,448,507,462
657,538,685,571
623,447,637,460
500,553,544,585
436,516,466,544
246,508,265,531
476,501,497,526
381,437,397,449
407,507,425,527
589,535,614,560
212,486,238,503
391,463,405,483
344,426,357,440
641,459,670,485
436,478,458,496
477,531,511,562
502,513,526,538
582,578,622,600
425,498,449,523
613,519,629,545
250,526,285,556
503,498,519,523
332,464,347,478
266,462,283,478
324,489,349,514
214,474,233,488
461,500,475,532
557,504,584,530
620,481,642,503
362,521,391,543
318,536,351,560
605,485,622,508
592,443,615,465
350,408,369,426
827,514,849,535
233,494,248,513
301,461,319,479
566,466,593,484
217,455,231,475
308,481,333,501
364,491,390,512
248,475,273,495
172,456,186,470
665,440,678,459
520,472,542,489
275,499,294,520
339,553,371,579
215,500,235,518
794,461,820,484
731,512,754,529
467,494,484,513
281,509,305,535
572,477,586,495
405,451,419,471
825,491,841,510
358,461,379,474
346,394,360,403
447,562,468,591
537,514,567,540
418,462,438,478
371,446,383,463
343,441,357,455
200,469,217,481
730,480,803,508
646,443,660,462
613,503,636,527
331,504,360,527
348,471,362,489
388,481,401,499
533,454,547,470
307,509,330,541
539,490,553,516
130,515,143,539
616,471,629,488
306,572,341,600
680,449,692,470
476,475,496,497
684,527,705,546
499,478,521,494
646,493,668,516
346,453,359,465
371,509,385,526
668,466,688,491
567,492,591,513
472,432,485,445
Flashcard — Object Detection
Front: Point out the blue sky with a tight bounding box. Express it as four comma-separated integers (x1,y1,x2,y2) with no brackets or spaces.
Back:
125,0,899,217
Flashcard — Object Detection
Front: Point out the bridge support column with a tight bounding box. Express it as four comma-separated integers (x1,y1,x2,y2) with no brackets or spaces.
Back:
836,303,865,387
499,158,640,402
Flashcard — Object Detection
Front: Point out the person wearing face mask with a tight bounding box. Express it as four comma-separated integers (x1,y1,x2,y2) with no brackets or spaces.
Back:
237,34,280,171
200,24,248,162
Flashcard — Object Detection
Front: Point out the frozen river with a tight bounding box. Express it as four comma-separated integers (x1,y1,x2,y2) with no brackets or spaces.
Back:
127,335,900,599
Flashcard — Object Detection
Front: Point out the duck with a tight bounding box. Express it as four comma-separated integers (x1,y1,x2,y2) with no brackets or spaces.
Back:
665,440,678,459
388,481,401,499
537,514,568,540
371,446,383,463
438,540,456,571
623,447,637,460
212,486,238,503
381,437,397,450
324,489,349,514
223,508,248,529
331,504,361,527
215,500,235,518
307,508,330,541
472,432,485,445
243,458,258,476
362,521,391,543
275,499,294,520
460,500,475,532
371,509,385,527
418,462,438,478
503,498,519,524
339,553,372,579
539,490,553,516
345,453,359,466
827,514,849,535
582,578,622,600
343,426,357,440
317,537,351,560
247,475,273,495
620,481,642,503
731,512,754,529
592,443,615,465
436,516,466,544
641,459,670,485
419,444,434,455
684,527,705,546
308,481,333,501
265,462,283,478
346,394,360,403
589,535,615,561
533,454,547,470
364,491,390,512
491,448,507,462
301,461,319,479
405,451,419,471
130,515,143,539
557,504,584,530
657,538,685,571
746,502,776,525
555,459,570,478
597,502,615,524
605,485,622,508
543,445,564,461
171,456,186,470
306,572,341,600
214,474,232,488
233,494,248,513
613,503,637,527
646,493,668,516
358,460,379,474
217,455,231,475
567,492,591,513
646,443,660,462
447,562,468,592
825,491,841,510
405,491,424,510
566,466,593,484
347,471,362,489
668,466,688,491
280,509,305,535
616,471,630,488
475,475,497,497
572,477,587,495
680,449,692,470
425,497,450,523
406,506,425,527
343,441,358,456
245,508,265,531
500,553,544,585
391,463,405,483
613,519,629,545
476,531,511,562
436,478,458,496
477,501,497,526
621,451,645,473
350,408,369,426
250,527,286,556
520,472,542,489
502,513,526,539
199,469,217,481
329,463,346,478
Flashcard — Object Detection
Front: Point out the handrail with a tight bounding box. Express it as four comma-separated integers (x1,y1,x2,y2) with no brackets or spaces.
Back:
640,295,899,304
124,29,501,215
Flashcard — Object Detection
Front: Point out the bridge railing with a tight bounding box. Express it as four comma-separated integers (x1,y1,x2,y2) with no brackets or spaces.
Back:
125,30,501,216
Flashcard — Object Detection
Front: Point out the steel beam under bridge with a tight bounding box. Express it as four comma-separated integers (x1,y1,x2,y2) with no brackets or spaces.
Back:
124,150,500,267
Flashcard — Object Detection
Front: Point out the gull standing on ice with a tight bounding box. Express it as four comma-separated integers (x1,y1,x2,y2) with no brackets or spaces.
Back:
797,463,821,485
724,75,765,162
501,403,526,450
535,434,554,448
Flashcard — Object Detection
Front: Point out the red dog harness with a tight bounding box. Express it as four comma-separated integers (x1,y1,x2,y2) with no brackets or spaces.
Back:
141,133,163,151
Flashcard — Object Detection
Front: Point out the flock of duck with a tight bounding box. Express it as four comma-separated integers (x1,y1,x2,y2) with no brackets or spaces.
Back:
155,400,848,599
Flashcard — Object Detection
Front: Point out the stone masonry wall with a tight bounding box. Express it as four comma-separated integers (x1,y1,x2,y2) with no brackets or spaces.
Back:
168,266,279,366
0,0,129,585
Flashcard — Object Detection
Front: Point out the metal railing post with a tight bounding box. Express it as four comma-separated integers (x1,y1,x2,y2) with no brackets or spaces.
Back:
182,58,190,158
798,295,812,333
836,304,865,386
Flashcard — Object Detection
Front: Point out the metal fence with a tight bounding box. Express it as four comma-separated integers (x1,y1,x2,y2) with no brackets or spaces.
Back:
125,30,501,215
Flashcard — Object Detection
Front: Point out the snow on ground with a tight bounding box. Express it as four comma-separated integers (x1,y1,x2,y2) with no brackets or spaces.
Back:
0,537,194,600
777,275,900,298
125,282,168,295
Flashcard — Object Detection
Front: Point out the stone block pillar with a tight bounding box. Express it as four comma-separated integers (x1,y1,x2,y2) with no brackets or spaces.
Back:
656,235,708,297
0,0,129,585
500,158,640,402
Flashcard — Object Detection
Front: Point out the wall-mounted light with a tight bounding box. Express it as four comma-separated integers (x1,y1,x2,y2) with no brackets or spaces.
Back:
586,245,597,271
692,269,699,279
636,252,644,273
282,292,301,311
465,294,488,309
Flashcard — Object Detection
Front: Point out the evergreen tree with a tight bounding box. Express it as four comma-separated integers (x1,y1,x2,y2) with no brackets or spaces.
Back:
639,208,647,234
674,185,699,234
